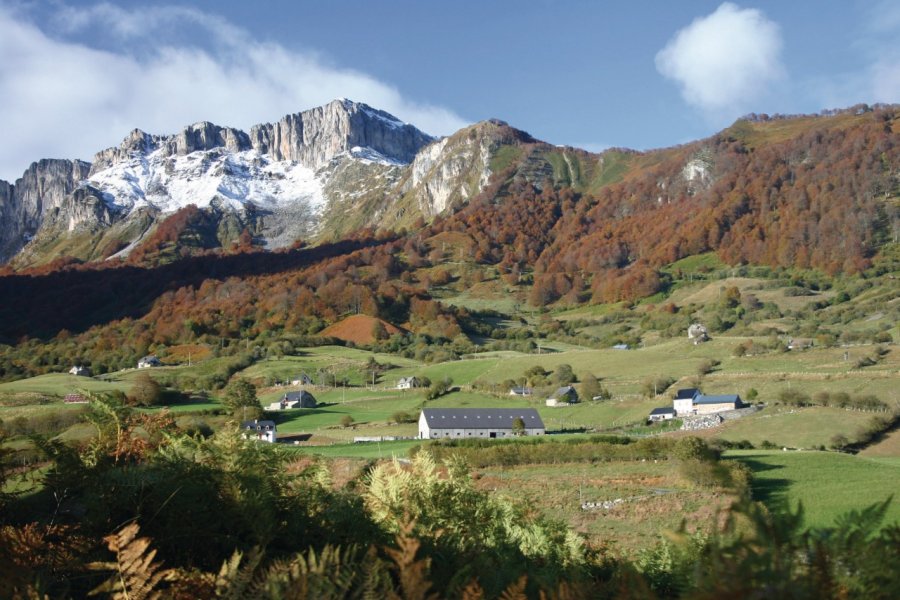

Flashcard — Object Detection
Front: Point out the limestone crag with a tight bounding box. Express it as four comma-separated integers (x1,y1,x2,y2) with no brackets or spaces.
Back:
0,159,91,261
403,120,508,216
249,99,433,169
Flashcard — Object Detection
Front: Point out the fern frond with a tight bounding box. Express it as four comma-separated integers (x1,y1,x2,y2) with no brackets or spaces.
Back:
214,548,262,600
497,576,528,600
383,522,438,600
87,523,174,600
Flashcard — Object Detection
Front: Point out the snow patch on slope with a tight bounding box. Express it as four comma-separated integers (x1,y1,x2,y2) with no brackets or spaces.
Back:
85,147,325,215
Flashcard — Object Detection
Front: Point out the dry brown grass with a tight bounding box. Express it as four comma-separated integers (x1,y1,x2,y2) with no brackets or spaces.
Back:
320,314,405,345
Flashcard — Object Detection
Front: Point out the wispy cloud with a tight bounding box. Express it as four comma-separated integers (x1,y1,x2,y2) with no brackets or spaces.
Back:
655,3,784,121
0,2,468,181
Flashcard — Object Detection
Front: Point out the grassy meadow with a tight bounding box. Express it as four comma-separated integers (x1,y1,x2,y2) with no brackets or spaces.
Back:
727,450,900,528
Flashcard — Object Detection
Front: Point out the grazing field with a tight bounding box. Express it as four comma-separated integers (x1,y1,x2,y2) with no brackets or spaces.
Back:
706,406,877,448
0,373,129,396
727,450,900,528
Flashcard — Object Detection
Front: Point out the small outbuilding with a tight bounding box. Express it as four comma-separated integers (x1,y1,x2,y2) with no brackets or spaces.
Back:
419,408,545,439
648,407,677,422
241,419,277,443
69,365,91,377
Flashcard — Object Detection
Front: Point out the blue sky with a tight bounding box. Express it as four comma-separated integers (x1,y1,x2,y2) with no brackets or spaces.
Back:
0,0,898,181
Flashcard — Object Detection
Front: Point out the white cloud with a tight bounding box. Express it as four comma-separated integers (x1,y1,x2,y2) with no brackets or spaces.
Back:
0,3,468,181
865,2,900,103
655,3,784,119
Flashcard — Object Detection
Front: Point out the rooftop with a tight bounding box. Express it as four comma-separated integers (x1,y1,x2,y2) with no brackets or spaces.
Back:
421,408,544,429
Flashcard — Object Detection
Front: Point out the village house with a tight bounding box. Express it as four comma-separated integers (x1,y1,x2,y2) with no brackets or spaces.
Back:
137,355,161,369
546,385,578,407
396,376,421,390
648,407,677,422
68,365,90,377
241,419,277,443
265,390,317,411
673,388,701,414
419,408,545,439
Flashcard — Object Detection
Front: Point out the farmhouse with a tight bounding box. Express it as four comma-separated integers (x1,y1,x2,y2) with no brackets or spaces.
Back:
673,388,700,414
137,355,161,369
68,365,90,376
241,419,277,443
546,385,578,407
419,408,545,439
648,407,676,422
266,390,316,410
396,376,421,390
508,386,533,396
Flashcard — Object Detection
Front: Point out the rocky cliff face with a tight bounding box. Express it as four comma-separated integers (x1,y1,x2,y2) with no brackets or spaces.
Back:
249,99,433,169
0,159,92,262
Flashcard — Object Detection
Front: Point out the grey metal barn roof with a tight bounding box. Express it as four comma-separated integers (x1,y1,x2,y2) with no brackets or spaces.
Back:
694,394,741,405
421,408,545,429
283,391,314,401
649,407,676,416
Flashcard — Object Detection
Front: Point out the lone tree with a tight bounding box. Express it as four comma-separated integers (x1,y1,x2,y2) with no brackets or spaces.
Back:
129,372,162,407
580,373,601,400
511,417,526,436
223,378,260,420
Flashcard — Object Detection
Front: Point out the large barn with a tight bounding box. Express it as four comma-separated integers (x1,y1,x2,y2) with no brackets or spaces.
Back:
419,408,545,439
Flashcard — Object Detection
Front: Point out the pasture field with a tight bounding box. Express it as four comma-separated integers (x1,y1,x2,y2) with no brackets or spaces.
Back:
0,373,129,396
726,450,900,528
698,406,879,449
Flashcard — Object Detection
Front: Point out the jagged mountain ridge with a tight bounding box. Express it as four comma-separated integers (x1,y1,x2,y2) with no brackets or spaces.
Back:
0,99,459,265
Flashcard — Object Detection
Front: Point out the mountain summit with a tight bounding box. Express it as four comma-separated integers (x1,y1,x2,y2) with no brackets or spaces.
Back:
0,100,444,264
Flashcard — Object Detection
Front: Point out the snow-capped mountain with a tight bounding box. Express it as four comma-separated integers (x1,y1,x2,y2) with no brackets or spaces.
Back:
0,99,440,264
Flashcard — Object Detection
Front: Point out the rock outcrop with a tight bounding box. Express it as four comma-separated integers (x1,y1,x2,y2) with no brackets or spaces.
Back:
249,99,433,169
0,159,91,261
